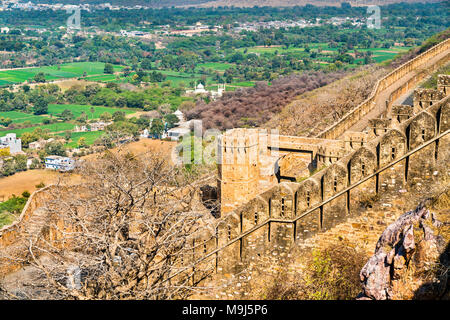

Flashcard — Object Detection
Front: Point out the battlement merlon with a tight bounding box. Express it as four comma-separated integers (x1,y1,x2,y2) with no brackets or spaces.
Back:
437,74,450,86
437,74,450,95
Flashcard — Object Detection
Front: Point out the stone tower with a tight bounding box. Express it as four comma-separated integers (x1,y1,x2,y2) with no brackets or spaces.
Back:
218,129,260,214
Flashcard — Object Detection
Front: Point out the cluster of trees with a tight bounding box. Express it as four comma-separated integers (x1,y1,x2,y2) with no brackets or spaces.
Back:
3,3,447,32
0,85,55,116
0,3,447,78
0,30,151,69
20,127,52,148
0,191,30,228
185,70,346,130
0,116,12,127
63,82,193,111
0,153,27,177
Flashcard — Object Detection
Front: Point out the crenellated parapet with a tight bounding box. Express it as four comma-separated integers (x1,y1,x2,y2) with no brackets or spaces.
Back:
316,145,347,166
341,131,370,151
391,104,415,123
368,118,393,137
413,88,446,112
437,74,450,95
181,93,450,278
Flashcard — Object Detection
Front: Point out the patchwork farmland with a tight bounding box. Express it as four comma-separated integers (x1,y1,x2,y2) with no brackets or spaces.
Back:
1,104,137,129
0,104,140,147
0,62,124,86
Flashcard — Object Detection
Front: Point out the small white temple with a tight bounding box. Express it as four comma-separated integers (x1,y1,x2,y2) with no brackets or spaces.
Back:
194,83,207,94
185,83,225,100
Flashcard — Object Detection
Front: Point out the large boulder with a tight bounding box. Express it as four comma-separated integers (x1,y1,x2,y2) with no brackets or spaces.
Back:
358,203,449,300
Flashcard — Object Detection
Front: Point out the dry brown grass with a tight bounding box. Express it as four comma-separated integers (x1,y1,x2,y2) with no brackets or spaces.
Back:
259,242,368,300
52,79,102,92
0,170,82,200
81,138,177,162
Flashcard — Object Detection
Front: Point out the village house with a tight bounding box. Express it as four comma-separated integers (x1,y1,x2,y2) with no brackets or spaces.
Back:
0,133,22,154
174,110,184,123
140,128,150,138
90,121,112,131
73,125,88,133
165,119,200,141
28,138,54,150
74,121,112,133
26,156,40,169
44,155,75,172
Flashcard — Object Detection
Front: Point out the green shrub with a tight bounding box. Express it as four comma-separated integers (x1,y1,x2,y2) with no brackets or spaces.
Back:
262,242,367,300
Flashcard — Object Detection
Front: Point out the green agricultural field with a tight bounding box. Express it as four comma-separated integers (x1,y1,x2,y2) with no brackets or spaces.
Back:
237,46,305,54
98,69,215,88
0,122,75,137
236,43,412,65
47,104,137,119
0,111,48,124
83,74,120,82
56,131,105,148
230,81,255,87
157,71,214,88
0,62,124,86
0,104,139,130
195,63,234,72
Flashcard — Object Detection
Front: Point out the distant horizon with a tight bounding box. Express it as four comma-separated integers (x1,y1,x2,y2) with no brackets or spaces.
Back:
18,0,446,9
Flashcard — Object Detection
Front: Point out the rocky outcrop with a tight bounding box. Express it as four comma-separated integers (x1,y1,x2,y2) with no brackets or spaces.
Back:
358,203,449,300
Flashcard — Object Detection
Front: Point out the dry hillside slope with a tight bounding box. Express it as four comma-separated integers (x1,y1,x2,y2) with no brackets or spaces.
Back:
265,66,386,136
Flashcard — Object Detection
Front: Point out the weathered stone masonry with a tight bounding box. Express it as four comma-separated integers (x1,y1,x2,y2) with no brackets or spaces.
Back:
1,40,450,285
203,93,450,277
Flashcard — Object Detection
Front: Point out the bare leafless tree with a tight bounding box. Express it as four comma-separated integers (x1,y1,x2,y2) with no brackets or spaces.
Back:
1,151,216,300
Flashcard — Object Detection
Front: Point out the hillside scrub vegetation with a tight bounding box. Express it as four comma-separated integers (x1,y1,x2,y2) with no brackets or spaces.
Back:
0,192,30,228
185,70,346,130
266,66,386,136
250,242,368,300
